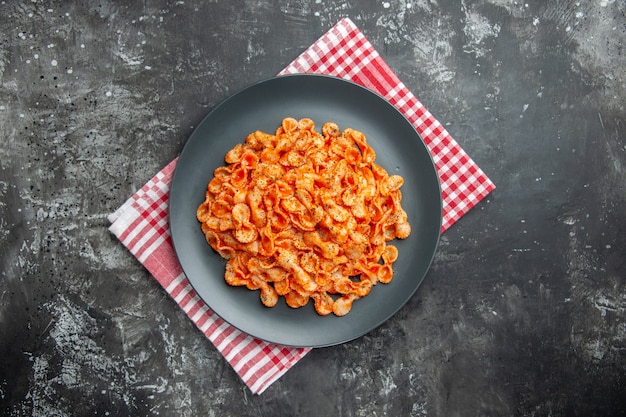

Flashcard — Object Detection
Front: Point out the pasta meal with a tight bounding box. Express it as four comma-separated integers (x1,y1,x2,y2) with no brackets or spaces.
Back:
196,118,411,316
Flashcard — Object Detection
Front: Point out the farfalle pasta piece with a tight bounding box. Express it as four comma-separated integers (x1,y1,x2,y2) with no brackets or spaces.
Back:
197,118,411,316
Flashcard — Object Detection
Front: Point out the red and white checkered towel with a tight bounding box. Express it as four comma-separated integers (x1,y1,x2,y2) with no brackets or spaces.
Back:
109,17,495,394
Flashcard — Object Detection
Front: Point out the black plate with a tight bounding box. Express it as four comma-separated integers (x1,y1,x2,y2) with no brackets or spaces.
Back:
169,74,441,347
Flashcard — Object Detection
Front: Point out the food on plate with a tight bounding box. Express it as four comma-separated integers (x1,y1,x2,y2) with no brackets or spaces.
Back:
197,117,411,316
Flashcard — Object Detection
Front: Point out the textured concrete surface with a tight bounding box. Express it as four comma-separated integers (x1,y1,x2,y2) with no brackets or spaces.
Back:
1,1,624,416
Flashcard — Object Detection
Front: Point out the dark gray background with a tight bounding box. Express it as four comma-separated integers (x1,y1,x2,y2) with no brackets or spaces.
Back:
1,1,624,416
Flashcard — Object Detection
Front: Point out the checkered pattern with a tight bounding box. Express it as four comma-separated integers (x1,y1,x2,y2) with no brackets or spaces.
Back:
109,17,494,395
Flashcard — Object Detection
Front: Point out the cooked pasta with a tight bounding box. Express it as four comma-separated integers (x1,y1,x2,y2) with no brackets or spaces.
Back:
197,118,411,316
